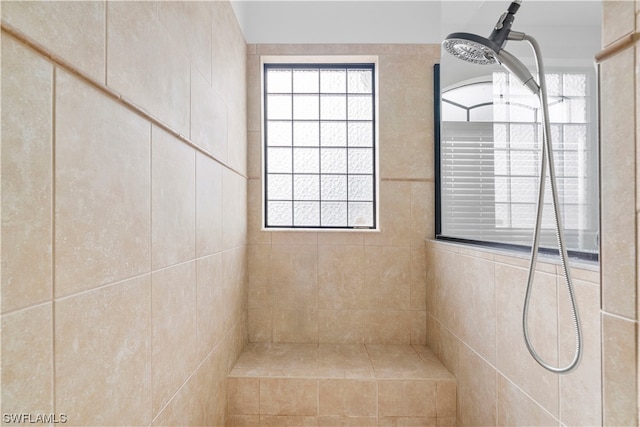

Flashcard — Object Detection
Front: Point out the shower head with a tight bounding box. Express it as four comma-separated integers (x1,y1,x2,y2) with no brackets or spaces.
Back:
441,1,540,95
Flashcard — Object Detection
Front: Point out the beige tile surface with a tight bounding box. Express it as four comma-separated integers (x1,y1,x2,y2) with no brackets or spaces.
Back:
272,309,319,343
196,253,225,360
1,34,53,312
602,0,637,47
223,168,248,250
378,380,437,417
196,153,224,257
1,1,105,82
600,47,637,319
602,314,637,427
457,344,496,427
55,275,152,426
151,125,196,270
191,67,228,160
260,378,318,416
1,304,53,417
318,245,365,310
497,375,559,427
151,262,197,414
55,69,151,297
107,1,190,135
318,379,377,416
495,264,559,417
229,378,260,415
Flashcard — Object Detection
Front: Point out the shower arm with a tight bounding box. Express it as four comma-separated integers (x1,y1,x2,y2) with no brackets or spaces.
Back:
514,31,583,374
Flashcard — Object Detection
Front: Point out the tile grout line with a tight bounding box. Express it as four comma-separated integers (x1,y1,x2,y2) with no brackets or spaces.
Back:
51,63,57,420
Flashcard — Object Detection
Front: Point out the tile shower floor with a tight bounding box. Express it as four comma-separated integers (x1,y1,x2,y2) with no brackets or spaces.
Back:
227,343,456,427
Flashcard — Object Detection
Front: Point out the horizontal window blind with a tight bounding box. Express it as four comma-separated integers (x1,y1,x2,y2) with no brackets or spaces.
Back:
439,71,598,255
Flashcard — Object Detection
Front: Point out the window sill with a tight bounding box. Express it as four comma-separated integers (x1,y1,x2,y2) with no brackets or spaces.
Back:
426,238,600,282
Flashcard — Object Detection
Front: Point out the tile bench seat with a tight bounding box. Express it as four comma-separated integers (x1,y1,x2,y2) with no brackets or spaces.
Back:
227,343,456,427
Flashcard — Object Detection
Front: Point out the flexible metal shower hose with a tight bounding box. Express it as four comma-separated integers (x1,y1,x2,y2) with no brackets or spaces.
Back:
521,35,583,374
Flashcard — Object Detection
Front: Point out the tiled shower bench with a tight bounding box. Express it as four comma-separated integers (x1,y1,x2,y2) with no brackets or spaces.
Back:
227,343,456,427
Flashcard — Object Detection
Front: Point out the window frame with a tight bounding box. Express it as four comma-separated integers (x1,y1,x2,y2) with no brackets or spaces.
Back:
433,63,599,262
260,56,380,232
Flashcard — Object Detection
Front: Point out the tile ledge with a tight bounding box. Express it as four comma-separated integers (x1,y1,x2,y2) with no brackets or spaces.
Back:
425,238,599,274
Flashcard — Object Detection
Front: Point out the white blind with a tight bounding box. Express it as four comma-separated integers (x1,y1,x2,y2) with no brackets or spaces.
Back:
440,72,598,254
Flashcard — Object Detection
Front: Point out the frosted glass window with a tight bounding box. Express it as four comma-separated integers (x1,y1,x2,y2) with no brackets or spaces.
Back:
293,122,319,146
264,63,377,229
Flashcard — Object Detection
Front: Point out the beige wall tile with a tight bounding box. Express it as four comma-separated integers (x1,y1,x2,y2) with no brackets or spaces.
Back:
55,275,152,426
363,245,411,310
260,378,318,416
378,416,437,427
378,380,436,417
559,280,602,427
1,304,53,417
196,153,224,257
602,314,637,426
457,345,495,427
318,416,378,426
272,232,318,245
411,246,428,311
269,244,318,310
247,53,262,133
228,378,260,415
365,181,412,246
458,254,496,364
248,131,262,179
2,1,105,82
151,262,197,415
55,69,150,297
1,34,53,312
497,375,559,427
411,181,435,245
152,125,196,270
318,245,365,310
196,253,225,359
248,245,272,309
432,248,463,335
600,47,637,319
249,308,273,342
318,380,377,416
318,310,411,344
231,415,260,427
156,1,213,82
107,1,190,135
223,169,248,250
411,311,427,345
317,232,365,246
273,309,319,343
602,1,636,47
495,264,559,416
248,180,272,245
191,66,228,161
378,55,434,180
260,415,319,426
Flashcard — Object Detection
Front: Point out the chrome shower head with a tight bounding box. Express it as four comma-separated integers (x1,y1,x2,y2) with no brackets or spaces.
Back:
441,1,540,95
442,32,501,66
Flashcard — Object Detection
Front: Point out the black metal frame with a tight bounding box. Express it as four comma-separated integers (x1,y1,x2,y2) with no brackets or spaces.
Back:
263,63,377,230
433,63,598,262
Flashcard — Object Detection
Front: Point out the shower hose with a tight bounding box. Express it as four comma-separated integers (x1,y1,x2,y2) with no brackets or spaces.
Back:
520,33,583,374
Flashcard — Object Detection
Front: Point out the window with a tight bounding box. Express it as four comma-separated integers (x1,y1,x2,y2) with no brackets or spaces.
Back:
263,62,377,229
437,68,599,257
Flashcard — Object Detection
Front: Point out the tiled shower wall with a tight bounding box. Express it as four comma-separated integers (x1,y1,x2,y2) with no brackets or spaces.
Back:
1,2,248,425
599,0,640,425
427,2,640,426
246,44,440,344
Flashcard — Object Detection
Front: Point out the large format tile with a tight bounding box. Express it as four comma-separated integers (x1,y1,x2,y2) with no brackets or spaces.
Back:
151,125,196,270
2,1,105,82
55,275,152,426
55,69,150,297
107,1,190,135
196,153,224,257
1,34,53,312
1,304,53,417
151,262,197,414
